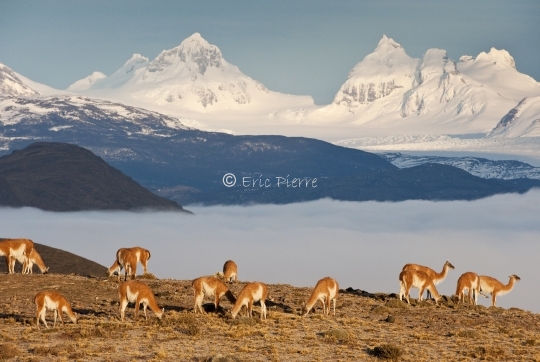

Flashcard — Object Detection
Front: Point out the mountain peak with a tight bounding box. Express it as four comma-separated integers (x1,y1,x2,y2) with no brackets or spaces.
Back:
123,53,149,66
67,71,107,91
0,63,40,97
148,33,223,75
476,47,516,69
376,35,403,51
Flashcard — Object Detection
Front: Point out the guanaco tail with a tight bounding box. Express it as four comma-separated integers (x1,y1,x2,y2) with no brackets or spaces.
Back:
223,260,238,283
119,280,164,321
107,247,151,281
34,291,77,329
231,282,268,320
399,269,442,305
303,277,339,317
192,276,237,313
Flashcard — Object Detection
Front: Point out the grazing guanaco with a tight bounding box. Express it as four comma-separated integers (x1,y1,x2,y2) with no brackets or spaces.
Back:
231,282,268,320
192,276,236,313
18,248,48,274
402,260,454,299
119,280,164,321
399,269,442,305
107,247,151,281
478,274,521,307
34,291,77,330
0,238,34,273
223,260,238,283
455,271,484,305
303,277,339,317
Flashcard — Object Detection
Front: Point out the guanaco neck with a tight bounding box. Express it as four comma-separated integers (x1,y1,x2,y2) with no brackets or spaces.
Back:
435,264,450,280
502,277,516,293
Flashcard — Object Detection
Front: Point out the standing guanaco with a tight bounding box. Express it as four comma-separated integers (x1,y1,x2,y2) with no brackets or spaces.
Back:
303,277,339,317
192,276,236,313
231,282,268,320
119,280,164,321
223,260,238,283
402,260,454,299
0,238,34,273
478,274,521,307
34,291,77,329
399,269,442,305
107,247,151,281
455,272,483,305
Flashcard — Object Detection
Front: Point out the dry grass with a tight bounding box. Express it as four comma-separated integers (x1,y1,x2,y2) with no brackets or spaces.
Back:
1,274,540,361
0,343,22,360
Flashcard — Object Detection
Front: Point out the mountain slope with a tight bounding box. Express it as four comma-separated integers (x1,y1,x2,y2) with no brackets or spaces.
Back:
488,96,540,138
0,63,40,97
0,142,187,212
458,48,540,101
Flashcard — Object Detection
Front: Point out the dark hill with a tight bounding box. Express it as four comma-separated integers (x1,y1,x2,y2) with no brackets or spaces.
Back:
0,142,188,212
164,162,540,205
0,243,106,276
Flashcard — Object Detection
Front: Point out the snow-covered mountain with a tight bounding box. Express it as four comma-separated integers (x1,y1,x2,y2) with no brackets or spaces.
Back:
0,94,191,134
302,36,539,137
68,33,314,117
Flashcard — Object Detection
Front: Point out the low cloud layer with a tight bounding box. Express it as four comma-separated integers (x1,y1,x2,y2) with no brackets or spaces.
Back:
1,190,539,311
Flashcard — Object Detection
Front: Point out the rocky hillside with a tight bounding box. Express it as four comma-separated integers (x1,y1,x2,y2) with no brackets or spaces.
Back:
0,273,538,361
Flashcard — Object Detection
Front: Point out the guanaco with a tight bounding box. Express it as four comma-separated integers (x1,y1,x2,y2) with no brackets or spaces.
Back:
402,260,454,299
303,277,339,317
231,282,268,320
192,276,236,313
399,269,442,305
107,247,151,281
478,274,521,307
17,248,48,274
455,271,484,305
0,238,34,273
119,280,164,321
34,291,77,329
223,260,238,283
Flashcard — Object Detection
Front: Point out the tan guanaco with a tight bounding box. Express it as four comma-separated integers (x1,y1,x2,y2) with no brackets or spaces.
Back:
478,274,520,307
0,238,34,273
402,260,454,299
303,277,339,316
223,260,238,283
231,282,268,320
107,247,151,281
192,276,236,313
399,269,442,305
34,291,77,329
118,280,164,321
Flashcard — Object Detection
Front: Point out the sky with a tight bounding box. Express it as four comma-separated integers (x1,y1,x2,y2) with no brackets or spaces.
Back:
1,190,539,312
1,0,538,104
